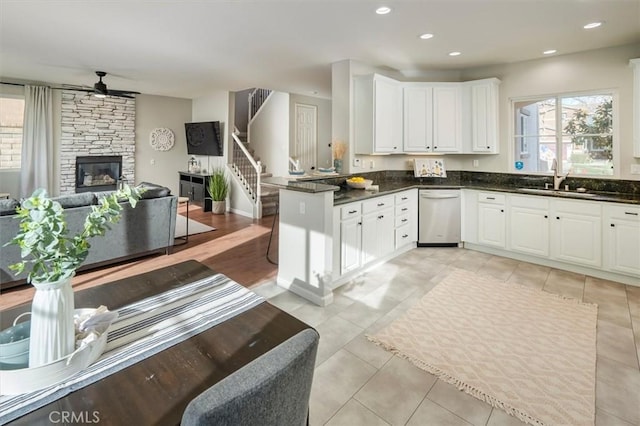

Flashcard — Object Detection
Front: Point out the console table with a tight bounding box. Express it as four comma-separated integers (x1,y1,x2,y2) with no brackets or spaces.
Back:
178,172,212,212
2,261,311,425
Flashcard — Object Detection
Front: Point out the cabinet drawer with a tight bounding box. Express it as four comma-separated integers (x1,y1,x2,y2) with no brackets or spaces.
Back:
395,213,411,228
341,203,362,219
605,204,640,222
395,225,412,248
395,204,412,216
362,196,394,214
478,192,505,204
395,192,413,205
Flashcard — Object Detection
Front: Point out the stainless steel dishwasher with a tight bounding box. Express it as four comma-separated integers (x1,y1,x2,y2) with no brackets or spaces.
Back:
418,189,461,246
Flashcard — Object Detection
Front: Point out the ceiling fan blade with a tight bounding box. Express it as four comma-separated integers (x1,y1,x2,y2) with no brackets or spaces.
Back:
107,89,140,96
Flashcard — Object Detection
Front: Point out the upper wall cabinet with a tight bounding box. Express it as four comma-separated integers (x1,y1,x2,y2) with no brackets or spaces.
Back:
354,74,403,154
354,74,500,155
631,59,640,158
462,78,501,154
403,83,462,153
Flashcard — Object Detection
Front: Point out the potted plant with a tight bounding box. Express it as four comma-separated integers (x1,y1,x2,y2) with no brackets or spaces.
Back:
5,185,142,367
207,168,229,214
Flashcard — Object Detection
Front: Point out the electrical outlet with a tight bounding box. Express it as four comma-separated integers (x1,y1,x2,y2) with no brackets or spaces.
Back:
150,159,155,165
369,160,375,169
631,164,640,175
299,202,305,215
473,159,479,167
353,158,361,167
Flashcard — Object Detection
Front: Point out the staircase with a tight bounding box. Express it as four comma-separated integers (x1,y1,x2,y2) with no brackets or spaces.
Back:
230,88,276,218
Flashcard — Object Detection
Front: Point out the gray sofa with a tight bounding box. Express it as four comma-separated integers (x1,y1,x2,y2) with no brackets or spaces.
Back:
0,184,177,290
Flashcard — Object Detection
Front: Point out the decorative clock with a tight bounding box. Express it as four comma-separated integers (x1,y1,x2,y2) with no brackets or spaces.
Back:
149,128,175,151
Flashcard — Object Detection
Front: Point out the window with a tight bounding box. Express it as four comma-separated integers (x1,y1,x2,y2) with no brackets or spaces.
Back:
513,92,614,176
0,96,24,170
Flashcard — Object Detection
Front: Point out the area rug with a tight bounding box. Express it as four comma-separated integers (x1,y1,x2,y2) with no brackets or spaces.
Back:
368,269,597,426
174,215,216,238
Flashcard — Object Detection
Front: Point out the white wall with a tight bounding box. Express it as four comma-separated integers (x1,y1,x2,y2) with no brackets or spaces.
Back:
289,93,332,170
191,90,231,174
460,43,640,180
135,94,192,195
249,91,290,177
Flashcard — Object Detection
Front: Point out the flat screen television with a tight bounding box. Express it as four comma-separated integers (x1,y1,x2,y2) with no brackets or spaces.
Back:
185,121,223,156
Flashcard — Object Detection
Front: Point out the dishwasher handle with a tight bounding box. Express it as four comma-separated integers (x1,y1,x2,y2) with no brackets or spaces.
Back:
420,192,460,200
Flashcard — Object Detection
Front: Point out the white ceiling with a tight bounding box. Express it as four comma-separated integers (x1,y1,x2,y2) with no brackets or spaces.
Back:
1,0,639,99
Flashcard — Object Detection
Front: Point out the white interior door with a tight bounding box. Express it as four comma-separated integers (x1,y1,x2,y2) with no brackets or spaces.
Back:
294,103,317,172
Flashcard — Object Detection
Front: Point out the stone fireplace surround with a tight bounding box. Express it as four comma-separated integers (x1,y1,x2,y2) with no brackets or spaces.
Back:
60,90,136,195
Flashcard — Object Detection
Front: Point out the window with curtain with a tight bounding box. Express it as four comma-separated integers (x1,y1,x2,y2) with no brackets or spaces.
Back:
0,96,25,170
513,92,614,176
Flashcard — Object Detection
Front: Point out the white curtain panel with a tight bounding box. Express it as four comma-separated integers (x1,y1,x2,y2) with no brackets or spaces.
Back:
21,85,53,197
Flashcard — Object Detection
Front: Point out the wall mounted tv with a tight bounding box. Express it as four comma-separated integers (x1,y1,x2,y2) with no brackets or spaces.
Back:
185,121,223,156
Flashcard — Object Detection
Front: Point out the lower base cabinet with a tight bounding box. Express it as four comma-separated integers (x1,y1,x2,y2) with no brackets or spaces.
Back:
604,204,640,276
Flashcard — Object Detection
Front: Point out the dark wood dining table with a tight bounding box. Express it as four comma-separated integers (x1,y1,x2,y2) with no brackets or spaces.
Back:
1,260,312,425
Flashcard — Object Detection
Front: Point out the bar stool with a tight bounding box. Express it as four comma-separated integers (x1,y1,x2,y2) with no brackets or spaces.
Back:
177,196,190,244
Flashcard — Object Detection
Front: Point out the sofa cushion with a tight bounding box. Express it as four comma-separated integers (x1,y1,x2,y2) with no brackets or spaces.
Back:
52,193,97,208
136,182,171,199
0,198,19,216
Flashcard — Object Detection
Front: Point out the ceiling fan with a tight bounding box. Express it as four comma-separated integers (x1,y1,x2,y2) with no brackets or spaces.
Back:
64,71,140,98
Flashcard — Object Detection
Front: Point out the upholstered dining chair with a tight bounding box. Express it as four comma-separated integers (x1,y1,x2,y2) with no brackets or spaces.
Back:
181,328,319,426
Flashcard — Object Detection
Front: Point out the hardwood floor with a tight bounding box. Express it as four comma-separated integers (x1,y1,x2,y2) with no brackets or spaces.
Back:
0,203,279,310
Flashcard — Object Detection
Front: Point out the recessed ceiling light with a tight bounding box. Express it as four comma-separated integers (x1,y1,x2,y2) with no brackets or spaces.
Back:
543,49,557,55
583,22,603,29
375,6,391,15
419,33,434,40
449,51,461,57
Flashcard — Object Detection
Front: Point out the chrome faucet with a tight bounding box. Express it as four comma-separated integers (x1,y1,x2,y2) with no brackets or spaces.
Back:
551,158,569,190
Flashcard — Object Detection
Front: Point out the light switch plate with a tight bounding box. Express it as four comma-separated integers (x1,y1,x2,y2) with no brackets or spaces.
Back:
631,164,640,175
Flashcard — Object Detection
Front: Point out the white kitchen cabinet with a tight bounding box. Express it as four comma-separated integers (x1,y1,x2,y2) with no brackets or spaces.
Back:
403,85,433,152
631,59,640,158
354,74,403,154
508,195,549,257
604,204,640,276
551,200,602,268
339,202,363,275
477,192,506,248
432,85,463,152
361,196,394,264
394,189,418,248
465,78,500,153
403,83,462,153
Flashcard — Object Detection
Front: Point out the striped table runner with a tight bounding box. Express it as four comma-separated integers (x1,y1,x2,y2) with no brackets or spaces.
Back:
0,273,264,424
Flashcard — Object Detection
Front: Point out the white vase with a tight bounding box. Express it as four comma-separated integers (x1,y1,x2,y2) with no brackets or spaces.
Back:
29,275,75,367
211,200,226,214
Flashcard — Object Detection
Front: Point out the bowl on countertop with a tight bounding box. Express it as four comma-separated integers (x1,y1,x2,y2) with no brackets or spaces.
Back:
346,178,373,189
317,167,335,173
0,314,31,370
289,170,305,176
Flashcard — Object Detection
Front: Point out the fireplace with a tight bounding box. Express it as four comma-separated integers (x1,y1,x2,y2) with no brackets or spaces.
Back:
75,156,122,193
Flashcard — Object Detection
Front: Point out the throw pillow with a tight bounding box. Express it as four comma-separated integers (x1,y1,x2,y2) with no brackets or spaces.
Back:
136,182,171,199
51,193,98,208
0,198,19,216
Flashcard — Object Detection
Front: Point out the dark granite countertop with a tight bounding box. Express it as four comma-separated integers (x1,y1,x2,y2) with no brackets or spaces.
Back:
262,177,339,193
320,172,640,206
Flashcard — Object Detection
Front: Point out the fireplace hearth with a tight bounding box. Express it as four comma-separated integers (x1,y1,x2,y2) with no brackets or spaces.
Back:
75,156,122,193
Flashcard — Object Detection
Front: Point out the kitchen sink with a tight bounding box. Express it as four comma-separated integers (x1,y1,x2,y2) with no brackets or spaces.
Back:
517,188,599,198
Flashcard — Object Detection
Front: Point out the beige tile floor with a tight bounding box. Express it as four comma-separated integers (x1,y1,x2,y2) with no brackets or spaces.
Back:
254,247,640,426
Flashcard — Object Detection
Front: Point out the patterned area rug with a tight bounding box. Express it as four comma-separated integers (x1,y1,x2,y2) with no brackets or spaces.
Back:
368,269,597,426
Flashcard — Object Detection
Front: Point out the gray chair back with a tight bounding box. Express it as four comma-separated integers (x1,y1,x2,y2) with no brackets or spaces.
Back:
181,328,319,426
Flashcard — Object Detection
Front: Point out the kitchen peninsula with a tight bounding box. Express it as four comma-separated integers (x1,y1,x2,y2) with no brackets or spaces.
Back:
264,172,640,306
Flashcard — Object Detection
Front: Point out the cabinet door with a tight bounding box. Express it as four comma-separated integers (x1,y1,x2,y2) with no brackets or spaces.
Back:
361,213,378,265
340,218,362,275
604,206,640,276
432,85,462,152
378,209,395,258
374,78,403,153
179,181,192,199
551,210,601,268
192,182,206,202
478,203,505,248
403,86,433,152
470,81,498,153
509,206,549,257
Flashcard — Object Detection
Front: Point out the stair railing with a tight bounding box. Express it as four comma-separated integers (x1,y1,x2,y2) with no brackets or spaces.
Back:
230,132,261,204
248,88,272,124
